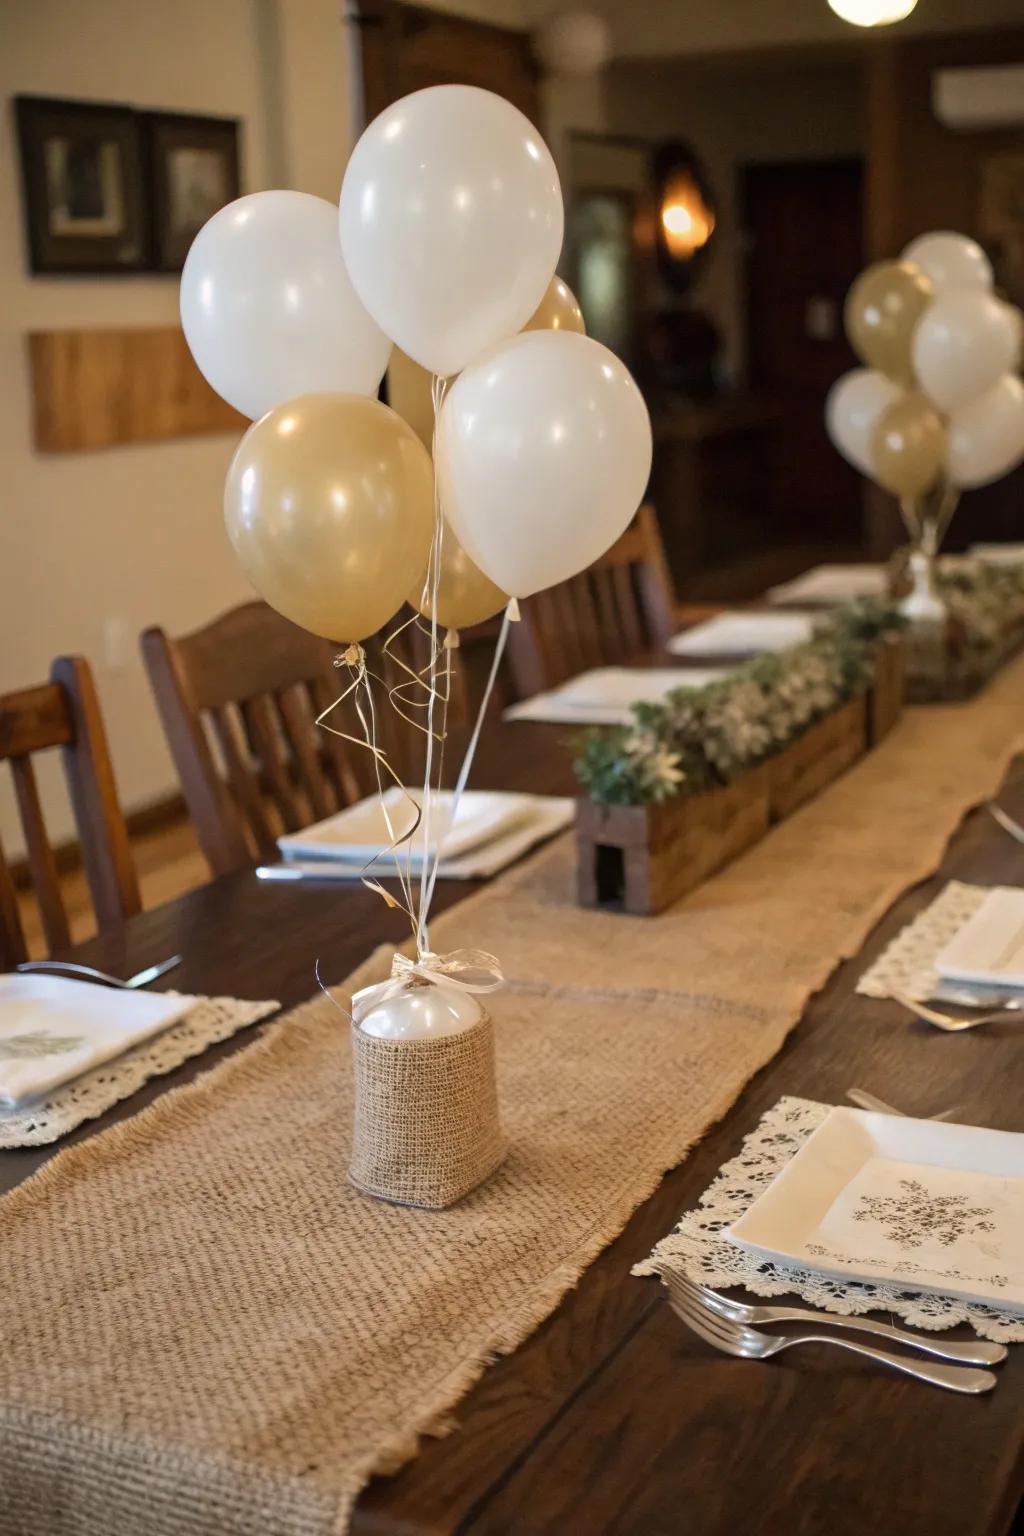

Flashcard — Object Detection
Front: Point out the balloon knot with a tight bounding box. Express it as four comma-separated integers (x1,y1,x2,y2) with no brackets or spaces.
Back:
443,628,461,650
338,643,365,669
507,597,521,622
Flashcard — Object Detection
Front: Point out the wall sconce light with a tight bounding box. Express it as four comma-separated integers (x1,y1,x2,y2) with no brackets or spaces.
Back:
653,143,715,290
827,0,917,27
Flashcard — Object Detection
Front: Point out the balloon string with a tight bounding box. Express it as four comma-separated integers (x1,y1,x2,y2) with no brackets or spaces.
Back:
898,496,923,548
314,648,419,927
420,601,513,930
931,476,960,554
416,372,450,956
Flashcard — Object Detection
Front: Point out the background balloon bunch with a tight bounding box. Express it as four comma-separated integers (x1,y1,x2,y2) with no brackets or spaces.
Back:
826,232,1024,600
179,84,652,942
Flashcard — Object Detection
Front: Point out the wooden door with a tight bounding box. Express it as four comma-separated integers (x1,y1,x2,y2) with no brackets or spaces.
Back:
742,158,865,544
354,0,538,127
353,1,539,432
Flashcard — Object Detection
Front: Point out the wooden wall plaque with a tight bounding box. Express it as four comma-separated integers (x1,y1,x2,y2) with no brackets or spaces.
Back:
27,326,246,452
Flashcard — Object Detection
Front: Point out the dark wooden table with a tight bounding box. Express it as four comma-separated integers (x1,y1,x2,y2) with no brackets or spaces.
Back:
5,712,1024,1536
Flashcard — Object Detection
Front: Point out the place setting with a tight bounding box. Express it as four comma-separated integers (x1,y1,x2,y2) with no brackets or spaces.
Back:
502,665,731,726
0,960,278,1147
255,785,575,883
640,1090,1024,1398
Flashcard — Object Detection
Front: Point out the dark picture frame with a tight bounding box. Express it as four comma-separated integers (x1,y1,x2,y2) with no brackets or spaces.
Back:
146,113,240,272
14,95,148,274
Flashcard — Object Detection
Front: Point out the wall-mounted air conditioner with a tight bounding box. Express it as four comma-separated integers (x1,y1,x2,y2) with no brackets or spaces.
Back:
932,65,1024,131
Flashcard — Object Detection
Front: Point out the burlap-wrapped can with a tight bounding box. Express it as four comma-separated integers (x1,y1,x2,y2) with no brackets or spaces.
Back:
349,972,506,1209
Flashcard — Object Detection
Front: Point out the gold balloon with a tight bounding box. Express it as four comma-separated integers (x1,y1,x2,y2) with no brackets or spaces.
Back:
871,391,946,499
844,260,934,382
409,522,508,631
224,393,435,643
522,276,586,335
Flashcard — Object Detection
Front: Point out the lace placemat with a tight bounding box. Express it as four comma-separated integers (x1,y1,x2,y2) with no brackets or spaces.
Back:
0,995,279,1147
856,881,988,1001
635,1095,1024,1343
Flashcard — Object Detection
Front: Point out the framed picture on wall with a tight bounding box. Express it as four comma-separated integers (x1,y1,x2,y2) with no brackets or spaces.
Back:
146,112,240,272
14,96,148,273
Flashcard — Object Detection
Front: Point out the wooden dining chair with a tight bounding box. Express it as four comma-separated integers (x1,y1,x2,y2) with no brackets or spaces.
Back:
142,601,438,877
506,503,678,696
0,657,141,967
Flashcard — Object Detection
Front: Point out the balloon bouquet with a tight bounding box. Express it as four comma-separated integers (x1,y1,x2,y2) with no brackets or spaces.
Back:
180,85,653,959
826,232,1024,640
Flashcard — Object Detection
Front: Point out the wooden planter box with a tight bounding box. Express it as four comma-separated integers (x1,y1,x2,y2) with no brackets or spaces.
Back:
868,634,905,746
576,772,770,916
767,697,867,821
578,641,904,916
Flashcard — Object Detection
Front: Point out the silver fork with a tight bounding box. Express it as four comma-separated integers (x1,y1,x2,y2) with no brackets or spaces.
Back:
893,988,1021,1033
845,1088,957,1121
661,1270,1006,1367
14,956,182,990
663,1281,997,1394
987,801,1024,844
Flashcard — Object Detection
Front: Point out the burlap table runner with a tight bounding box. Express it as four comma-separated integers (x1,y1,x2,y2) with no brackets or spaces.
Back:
2,662,1023,1536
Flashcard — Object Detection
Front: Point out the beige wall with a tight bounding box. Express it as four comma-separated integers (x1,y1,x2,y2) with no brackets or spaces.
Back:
605,55,865,382
0,0,532,857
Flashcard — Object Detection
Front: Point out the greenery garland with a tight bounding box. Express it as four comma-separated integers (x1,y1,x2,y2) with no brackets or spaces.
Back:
573,601,906,808
932,556,1024,664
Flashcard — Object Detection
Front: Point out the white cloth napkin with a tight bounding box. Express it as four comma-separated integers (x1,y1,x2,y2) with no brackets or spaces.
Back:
766,564,887,606
263,796,574,883
0,976,194,1109
668,612,814,657
504,667,730,726
815,1155,1024,1295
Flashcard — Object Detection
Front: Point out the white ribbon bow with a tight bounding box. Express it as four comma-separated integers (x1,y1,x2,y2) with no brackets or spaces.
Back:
351,948,504,1027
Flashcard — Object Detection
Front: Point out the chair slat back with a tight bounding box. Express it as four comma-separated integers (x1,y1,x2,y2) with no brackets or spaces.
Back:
0,657,140,966
506,505,677,696
142,602,432,877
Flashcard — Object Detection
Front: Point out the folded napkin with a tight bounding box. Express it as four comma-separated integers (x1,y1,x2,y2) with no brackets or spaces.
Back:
504,667,730,726
668,612,814,657
815,1155,1024,1296
264,796,575,882
766,564,887,606
0,975,195,1110
969,543,1024,565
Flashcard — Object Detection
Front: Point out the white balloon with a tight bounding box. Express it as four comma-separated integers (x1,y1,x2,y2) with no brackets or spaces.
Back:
901,231,993,295
825,368,903,476
339,86,563,378
180,191,390,420
946,375,1024,489
911,291,1020,413
437,331,652,598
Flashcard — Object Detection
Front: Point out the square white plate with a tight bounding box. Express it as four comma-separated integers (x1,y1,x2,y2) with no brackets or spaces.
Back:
969,543,1024,566
729,1107,1024,1311
935,886,1024,987
668,612,814,657
766,564,887,606
261,796,575,883
503,666,730,727
0,975,193,1110
278,787,534,865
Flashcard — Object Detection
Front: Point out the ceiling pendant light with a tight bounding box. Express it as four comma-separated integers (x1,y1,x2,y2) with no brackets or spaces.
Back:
828,0,918,26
